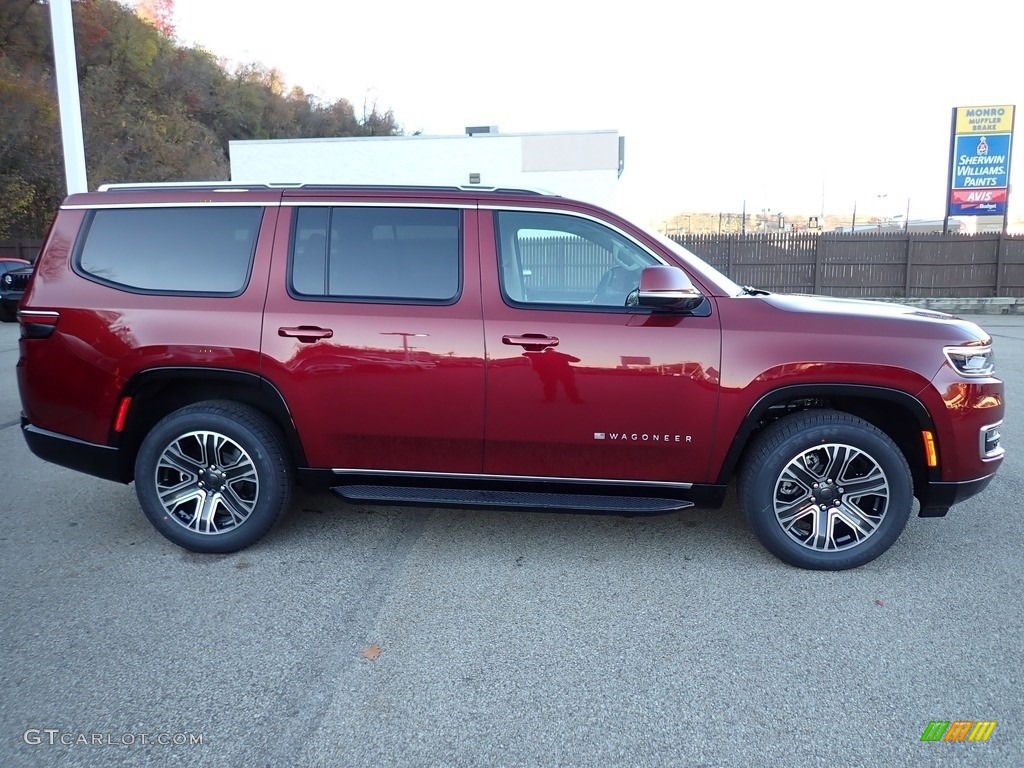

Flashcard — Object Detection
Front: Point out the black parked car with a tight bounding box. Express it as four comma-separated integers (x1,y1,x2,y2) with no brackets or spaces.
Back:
0,258,33,322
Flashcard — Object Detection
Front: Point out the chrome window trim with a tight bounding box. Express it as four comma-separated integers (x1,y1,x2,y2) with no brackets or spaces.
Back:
481,204,669,266
282,201,472,209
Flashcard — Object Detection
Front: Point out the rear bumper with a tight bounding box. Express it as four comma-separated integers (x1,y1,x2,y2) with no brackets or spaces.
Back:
919,473,997,517
21,418,127,483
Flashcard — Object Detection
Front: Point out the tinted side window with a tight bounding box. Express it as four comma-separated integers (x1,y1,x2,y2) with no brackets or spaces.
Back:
77,207,262,294
495,211,657,308
291,207,460,302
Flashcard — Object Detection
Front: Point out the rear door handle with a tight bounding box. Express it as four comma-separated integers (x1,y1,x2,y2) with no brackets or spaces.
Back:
502,334,559,348
278,326,334,343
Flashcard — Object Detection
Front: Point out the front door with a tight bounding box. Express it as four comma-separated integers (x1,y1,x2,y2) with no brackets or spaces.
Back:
480,209,721,484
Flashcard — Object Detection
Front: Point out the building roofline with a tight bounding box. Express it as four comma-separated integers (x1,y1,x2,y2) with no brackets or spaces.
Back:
228,129,619,147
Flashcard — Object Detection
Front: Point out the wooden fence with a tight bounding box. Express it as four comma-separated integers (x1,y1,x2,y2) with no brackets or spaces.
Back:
0,239,42,262
671,231,1024,298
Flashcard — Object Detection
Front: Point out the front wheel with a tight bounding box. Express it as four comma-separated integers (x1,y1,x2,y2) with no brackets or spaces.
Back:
134,400,293,553
738,410,913,570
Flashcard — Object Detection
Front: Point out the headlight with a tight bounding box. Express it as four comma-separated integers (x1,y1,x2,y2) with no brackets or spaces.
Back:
943,344,994,377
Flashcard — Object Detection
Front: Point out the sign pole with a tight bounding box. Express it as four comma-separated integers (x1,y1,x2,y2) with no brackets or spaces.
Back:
1004,109,1016,235
49,0,89,194
943,108,955,235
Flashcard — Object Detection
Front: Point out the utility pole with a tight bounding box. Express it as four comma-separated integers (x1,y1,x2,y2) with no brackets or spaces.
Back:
49,0,89,194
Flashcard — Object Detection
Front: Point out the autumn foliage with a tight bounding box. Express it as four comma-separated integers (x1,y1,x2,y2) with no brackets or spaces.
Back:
0,0,401,238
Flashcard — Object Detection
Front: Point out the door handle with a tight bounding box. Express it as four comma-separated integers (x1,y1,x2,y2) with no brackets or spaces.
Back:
278,325,334,343
502,334,559,348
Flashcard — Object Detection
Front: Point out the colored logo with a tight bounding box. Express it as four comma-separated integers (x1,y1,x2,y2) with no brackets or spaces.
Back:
920,720,997,742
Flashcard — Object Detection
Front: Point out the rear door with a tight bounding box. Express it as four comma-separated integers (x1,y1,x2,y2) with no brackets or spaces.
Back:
261,200,486,473
479,208,721,484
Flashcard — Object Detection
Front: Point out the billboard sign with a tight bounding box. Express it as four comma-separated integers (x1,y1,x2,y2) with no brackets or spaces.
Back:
947,105,1015,217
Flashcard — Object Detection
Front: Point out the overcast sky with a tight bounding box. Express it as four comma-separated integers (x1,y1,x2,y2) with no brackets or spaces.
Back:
171,0,1022,225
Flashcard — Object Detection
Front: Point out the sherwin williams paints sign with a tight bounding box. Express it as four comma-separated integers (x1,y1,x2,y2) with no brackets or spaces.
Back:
948,105,1015,216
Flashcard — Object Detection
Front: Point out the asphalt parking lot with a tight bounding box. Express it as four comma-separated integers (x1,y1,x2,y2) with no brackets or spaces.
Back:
1,314,1022,768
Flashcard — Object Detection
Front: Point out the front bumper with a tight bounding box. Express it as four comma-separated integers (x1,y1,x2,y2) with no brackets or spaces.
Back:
919,473,997,517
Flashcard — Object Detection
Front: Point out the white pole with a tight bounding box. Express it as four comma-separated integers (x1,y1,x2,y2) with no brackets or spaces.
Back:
49,0,89,194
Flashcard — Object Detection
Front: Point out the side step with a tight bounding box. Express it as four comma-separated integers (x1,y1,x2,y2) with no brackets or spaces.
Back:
332,485,694,514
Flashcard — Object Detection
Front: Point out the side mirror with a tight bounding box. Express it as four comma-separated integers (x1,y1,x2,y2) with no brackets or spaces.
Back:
636,265,704,311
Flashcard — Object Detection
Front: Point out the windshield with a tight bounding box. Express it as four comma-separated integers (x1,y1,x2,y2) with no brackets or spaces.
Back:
645,228,744,297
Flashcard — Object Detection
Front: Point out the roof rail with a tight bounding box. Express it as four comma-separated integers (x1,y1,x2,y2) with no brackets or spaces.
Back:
96,181,301,191
95,182,554,196
460,185,554,196
292,184,550,196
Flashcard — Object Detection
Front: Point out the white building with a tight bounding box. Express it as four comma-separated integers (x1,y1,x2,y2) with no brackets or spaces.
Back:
229,128,625,209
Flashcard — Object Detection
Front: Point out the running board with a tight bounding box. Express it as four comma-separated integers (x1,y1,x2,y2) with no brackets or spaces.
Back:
331,485,694,514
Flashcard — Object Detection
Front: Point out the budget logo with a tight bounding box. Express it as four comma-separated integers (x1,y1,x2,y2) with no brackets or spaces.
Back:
920,720,997,742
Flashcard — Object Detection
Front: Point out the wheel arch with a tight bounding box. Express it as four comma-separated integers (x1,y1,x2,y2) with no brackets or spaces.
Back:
112,367,307,482
718,384,937,500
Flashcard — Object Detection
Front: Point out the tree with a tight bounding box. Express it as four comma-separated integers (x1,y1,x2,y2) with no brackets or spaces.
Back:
0,55,63,239
0,0,403,237
134,0,175,38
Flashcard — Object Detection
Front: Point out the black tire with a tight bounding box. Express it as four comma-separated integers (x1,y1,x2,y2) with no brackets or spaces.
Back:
738,410,913,570
134,400,293,553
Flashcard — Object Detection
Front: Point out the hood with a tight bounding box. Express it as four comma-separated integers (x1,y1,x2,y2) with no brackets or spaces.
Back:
759,293,991,343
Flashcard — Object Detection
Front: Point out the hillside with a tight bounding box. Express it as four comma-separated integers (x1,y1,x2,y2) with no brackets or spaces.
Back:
0,0,401,238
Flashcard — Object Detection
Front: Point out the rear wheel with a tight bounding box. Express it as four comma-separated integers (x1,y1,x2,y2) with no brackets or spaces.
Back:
134,400,293,553
738,410,913,570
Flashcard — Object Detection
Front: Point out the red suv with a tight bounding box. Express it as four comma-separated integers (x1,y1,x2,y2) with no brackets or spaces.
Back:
15,184,1005,569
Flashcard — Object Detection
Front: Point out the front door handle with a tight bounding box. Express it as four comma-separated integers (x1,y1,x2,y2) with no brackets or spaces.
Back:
502,334,559,349
279,325,334,343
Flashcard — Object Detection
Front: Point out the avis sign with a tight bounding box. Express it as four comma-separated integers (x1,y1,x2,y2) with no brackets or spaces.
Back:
948,105,1015,216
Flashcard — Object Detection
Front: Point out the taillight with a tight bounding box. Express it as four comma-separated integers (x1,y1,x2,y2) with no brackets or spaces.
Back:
17,309,59,339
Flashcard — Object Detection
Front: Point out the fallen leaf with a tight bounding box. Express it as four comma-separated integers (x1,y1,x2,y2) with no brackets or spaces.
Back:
361,645,382,661
874,599,886,607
